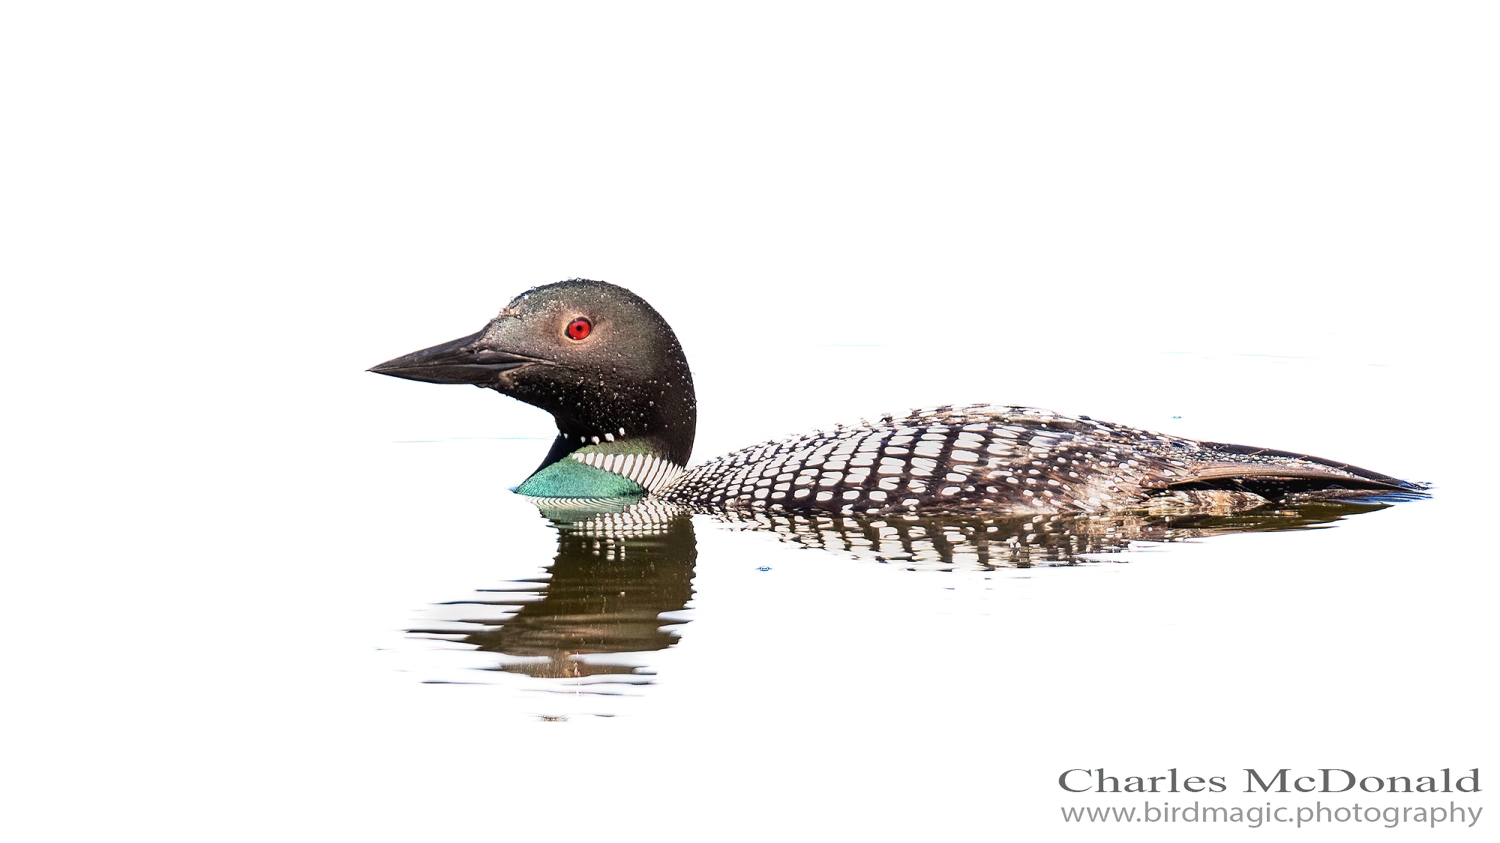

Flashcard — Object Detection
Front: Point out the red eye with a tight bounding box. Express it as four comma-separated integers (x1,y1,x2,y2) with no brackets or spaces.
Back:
566,317,592,341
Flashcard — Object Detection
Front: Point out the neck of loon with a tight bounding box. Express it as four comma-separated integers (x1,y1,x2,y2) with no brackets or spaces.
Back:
514,354,697,499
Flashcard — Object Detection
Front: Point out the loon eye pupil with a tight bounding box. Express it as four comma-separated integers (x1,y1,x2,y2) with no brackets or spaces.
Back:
566,318,592,341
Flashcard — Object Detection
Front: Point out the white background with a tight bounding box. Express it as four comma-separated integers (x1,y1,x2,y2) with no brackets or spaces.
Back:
4,2,1496,840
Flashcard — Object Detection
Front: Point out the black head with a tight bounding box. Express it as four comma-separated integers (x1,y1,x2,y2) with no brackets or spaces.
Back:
371,279,696,467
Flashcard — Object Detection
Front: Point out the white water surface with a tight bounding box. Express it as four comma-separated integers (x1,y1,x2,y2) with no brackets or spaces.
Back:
5,4,1496,841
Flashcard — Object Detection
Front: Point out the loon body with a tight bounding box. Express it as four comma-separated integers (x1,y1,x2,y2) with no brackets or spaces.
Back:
371,279,1424,517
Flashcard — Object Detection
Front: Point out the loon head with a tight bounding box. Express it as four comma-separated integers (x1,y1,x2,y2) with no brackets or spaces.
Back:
370,278,696,498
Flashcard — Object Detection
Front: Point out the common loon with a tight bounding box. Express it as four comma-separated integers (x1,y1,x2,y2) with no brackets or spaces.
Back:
371,278,1425,517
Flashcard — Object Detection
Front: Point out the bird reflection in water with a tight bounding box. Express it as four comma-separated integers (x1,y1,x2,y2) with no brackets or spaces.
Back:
714,497,1409,569
410,502,697,688
408,495,1413,684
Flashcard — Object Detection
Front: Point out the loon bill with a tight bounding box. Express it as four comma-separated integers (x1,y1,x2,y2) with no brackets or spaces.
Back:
370,278,1427,516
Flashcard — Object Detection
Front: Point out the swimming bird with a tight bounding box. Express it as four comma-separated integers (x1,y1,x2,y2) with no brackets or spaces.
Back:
370,278,1425,518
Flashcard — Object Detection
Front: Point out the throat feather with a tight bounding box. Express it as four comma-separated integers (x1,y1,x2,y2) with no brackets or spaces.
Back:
569,445,684,494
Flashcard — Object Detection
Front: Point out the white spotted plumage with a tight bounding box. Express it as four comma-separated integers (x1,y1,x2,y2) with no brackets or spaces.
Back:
658,404,1417,516
572,450,684,494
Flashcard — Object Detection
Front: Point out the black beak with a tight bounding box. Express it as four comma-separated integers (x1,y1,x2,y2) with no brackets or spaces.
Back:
369,328,544,386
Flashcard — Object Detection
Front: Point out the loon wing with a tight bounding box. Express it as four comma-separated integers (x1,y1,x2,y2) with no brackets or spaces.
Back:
1158,442,1427,500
